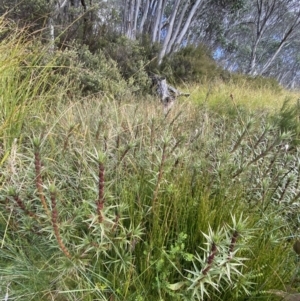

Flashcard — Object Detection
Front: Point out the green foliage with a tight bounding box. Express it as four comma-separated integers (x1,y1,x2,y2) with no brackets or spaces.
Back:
1,95,298,300
228,73,282,91
271,99,300,148
56,37,154,96
210,0,246,12
41,43,134,98
0,17,73,152
0,0,51,32
0,18,300,301
160,44,224,84
166,216,255,300
75,45,129,96
99,35,157,93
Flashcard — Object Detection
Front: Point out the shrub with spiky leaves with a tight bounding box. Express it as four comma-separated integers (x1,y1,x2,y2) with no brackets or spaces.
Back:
1,97,297,300
0,20,299,300
166,215,254,300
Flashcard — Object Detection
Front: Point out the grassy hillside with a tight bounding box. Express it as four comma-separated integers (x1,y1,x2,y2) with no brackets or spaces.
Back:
1,19,300,301
189,79,300,111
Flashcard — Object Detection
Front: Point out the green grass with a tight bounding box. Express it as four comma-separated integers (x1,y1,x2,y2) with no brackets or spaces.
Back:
0,18,300,301
0,16,75,164
188,79,300,112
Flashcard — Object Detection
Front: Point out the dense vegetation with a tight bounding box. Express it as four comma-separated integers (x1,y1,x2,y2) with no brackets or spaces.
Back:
2,0,300,88
0,17,300,301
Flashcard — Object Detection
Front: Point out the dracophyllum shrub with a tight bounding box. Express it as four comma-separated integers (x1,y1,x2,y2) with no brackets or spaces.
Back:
155,215,273,301
1,99,197,300
0,95,298,300
1,136,145,300
190,108,300,229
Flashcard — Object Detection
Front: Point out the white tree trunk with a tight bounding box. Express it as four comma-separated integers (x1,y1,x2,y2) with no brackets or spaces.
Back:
47,0,69,53
133,0,141,38
54,0,69,13
138,0,150,34
166,0,189,55
152,0,164,43
123,0,136,39
158,0,181,64
48,17,55,53
157,0,167,43
260,11,300,75
172,0,203,54
128,0,135,39
247,0,277,74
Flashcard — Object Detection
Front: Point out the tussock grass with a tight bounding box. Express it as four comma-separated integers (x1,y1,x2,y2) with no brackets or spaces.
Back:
0,15,75,158
188,79,300,112
1,95,298,300
0,19,300,301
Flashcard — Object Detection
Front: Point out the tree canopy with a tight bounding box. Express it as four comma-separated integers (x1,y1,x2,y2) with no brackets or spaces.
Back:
1,0,300,87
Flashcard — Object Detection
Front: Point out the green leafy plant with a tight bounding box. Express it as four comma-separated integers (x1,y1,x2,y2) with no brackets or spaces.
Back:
160,44,223,84
0,17,299,301
166,215,254,300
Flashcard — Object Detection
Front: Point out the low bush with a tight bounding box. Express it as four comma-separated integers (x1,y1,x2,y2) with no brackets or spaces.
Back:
229,73,282,91
0,16,299,301
0,97,299,300
160,44,224,84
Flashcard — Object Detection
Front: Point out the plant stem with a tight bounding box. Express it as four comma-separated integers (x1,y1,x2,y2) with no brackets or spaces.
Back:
50,188,71,258
228,230,239,259
202,242,217,275
12,195,36,218
152,142,167,210
97,162,105,223
34,146,50,215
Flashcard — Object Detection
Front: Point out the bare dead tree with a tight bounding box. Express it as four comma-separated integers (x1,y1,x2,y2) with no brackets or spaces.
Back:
150,73,190,112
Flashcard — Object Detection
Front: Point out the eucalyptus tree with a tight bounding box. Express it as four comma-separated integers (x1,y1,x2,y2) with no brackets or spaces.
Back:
247,0,300,76
268,41,300,88
2,0,300,87
121,0,209,63
53,0,124,44
214,0,300,79
0,0,113,45
0,0,51,30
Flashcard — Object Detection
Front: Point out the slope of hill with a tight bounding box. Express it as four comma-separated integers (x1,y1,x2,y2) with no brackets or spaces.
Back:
0,18,300,301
